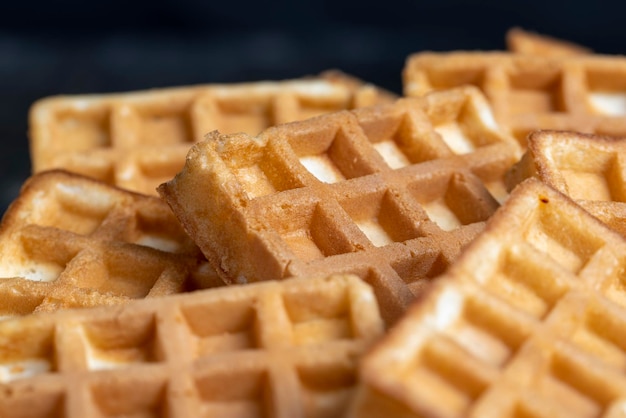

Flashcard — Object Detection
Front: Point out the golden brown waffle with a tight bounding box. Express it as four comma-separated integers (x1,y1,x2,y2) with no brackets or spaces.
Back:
506,129,626,238
29,71,396,196
0,274,384,418
0,169,221,318
159,87,521,325
506,27,592,57
403,51,626,146
349,178,626,418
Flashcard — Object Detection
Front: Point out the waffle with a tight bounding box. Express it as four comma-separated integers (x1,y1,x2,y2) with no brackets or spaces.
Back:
506,129,626,238
158,86,521,325
29,71,396,196
349,178,626,418
506,27,592,57
0,273,384,418
403,51,626,146
0,169,221,318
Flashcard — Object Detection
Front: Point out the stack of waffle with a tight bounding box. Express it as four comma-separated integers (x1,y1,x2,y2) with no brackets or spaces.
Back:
2,29,626,416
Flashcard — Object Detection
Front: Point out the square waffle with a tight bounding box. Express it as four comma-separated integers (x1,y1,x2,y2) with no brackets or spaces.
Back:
403,51,626,146
0,274,383,418
350,178,626,418
29,71,395,196
158,86,521,324
506,129,626,238
0,169,221,318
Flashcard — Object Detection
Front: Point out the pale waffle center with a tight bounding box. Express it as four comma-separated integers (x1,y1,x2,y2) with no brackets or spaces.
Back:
588,92,626,116
562,169,613,201
299,155,345,183
422,198,462,231
434,122,475,155
0,359,51,382
372,140,411,169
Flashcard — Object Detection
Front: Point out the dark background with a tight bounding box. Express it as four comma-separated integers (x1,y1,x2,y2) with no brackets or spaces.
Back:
2,0,626,215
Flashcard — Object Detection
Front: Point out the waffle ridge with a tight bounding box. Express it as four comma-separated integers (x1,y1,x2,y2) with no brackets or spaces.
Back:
29,71,395,195
159,86,521,324
0,274,384,418
0,170,221,318
350,178,626,418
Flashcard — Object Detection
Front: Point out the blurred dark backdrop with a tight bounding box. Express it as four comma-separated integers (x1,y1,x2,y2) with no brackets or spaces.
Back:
2,0,626,215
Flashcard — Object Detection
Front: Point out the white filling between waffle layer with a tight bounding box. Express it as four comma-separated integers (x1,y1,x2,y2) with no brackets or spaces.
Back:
0,359,50,382
299,155,344,183
356,219,393,247
435,123,474,155
373,141,410,169
589,92,626,116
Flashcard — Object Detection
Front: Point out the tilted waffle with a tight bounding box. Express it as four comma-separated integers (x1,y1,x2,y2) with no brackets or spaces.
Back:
506,129,626,238
403,51,626,146
506,27,592,57
350,178,626,418
0,274,384,418
159,86,521,324
29,71,395,195
0,169,221,318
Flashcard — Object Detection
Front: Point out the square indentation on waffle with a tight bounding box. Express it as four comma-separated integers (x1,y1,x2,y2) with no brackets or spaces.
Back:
404,169,499,232
181,295,260,355
193,364,271,417
79,311,160,370
512,130,626,202
549,295,626,371
338,185,424,247
282,281,354,345
586,67,626,116
258,196,360,263
30,72,395,196
351,179,626,418
506,68,566,115
470,244,572,319
89,372,169,417
112,101,195,148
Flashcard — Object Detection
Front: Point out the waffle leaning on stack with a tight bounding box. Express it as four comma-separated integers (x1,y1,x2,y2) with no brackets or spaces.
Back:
159,86,521,325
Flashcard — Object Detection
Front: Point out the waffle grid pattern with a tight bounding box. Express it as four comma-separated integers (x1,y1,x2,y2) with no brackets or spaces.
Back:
404,52,626,146
159,87,521,324
30,72,395,195
0,275,383,418
0,170,220,318
353,179,626,418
